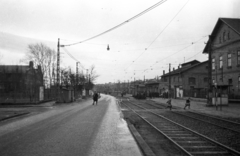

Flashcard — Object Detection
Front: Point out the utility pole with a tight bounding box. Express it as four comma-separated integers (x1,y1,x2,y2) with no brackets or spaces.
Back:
134,77,136,96
207,35,212,106
75,62,79,100
169,63,171,99
57,38,60,102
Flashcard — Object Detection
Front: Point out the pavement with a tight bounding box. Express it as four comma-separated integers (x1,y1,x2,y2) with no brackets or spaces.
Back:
0,101,57,122
149,97,240,118
0,95,143,156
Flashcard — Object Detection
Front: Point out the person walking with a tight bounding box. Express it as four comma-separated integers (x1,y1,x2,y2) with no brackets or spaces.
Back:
166,99,172,110
184,98,191,109
92,92,99,105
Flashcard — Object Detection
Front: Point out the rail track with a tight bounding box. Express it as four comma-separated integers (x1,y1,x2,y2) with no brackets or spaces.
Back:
121,99,240,156
133,99,240,133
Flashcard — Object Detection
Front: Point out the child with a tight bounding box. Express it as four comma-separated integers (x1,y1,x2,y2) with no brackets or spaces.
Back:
166,99,172,110
184,98,191,109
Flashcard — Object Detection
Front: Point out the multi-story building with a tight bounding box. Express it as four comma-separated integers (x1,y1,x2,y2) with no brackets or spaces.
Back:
161,60,208,99
203,18,240,100
0,61,44,104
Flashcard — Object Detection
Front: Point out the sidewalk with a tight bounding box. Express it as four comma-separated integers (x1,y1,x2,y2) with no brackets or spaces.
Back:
0,101,56,122
150,98,240,118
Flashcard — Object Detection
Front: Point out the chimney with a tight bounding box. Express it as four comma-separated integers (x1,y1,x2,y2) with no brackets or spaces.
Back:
163,70,165,75
173,67,175,71
37,65,41,71
29,61,34,68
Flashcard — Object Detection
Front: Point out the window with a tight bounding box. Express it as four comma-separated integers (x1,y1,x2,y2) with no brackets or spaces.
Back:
227,54,232,67
188,77,196,85
219,56,223,69
228,79,232,85
204,77,208,83
238,51,240,65
164,77,167,82
178,77,182,82
223,31,227,42
239,77,240,91
212,58,215,70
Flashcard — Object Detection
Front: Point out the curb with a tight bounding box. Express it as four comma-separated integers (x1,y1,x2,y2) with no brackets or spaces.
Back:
126,120,156,156
0,112,30,122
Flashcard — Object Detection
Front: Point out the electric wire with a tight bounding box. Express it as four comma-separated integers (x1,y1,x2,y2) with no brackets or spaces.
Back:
62,47,86,70
124,0,190,71
142,35,207,72
185,50,203,61
62,0,167,47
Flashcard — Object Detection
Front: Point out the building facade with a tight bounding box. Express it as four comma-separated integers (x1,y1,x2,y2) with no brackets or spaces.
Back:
203,18,240,100
161,60,208,99
0,61,44,104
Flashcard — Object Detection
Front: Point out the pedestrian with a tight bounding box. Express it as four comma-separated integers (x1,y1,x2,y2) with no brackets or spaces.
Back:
184,98,191,109
166,99,172,110
92,92,99,105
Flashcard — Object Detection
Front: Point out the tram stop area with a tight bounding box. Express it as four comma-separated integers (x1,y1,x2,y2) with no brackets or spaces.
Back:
149,97,240,118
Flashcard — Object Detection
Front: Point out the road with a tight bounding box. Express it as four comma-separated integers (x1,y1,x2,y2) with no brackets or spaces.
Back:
0,95,142,156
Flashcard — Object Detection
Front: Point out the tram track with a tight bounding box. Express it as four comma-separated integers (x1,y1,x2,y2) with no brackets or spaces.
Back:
121,99,240,156
135,99,240,133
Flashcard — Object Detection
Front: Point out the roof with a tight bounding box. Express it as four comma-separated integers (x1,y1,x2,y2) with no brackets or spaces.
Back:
181,60,200,67
0,65,29,73
203,18,240,53
145,79,159,85
161,60,208,77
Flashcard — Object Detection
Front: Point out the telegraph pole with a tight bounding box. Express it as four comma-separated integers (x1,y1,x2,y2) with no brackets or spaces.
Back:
207,35,212,106
57,38,60,102
75,62,79,100
169,63,171,99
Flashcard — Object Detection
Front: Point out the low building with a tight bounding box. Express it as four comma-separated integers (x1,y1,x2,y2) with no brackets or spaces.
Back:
161,60,208,99
145,79,160,97
0,61,44,104
203,18,240,101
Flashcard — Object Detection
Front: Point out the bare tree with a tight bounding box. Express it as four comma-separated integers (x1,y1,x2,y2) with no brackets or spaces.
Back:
23,43,56,87
60,67,77,88
88,65,99,83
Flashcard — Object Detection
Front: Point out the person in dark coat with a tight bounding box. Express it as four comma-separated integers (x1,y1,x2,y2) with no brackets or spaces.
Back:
184,97,191,109
166,99,172,110
93,92,99,105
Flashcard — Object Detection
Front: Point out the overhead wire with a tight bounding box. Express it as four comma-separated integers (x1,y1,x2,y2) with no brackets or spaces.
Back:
62,47,86,70
142,35,207,72
185,50,203,62
124,0,190,71
62,0,167,47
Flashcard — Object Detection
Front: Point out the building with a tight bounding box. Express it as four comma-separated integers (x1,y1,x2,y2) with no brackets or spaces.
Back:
0,61,44,104
145,79,160,97
203,18,240,101
161,60,208,99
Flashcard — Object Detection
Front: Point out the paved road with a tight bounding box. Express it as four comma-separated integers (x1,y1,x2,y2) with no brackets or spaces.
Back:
0,95,141,156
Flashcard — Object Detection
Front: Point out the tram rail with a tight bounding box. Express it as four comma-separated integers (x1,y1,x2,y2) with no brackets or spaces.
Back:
121,100,240,156
134,99,240,133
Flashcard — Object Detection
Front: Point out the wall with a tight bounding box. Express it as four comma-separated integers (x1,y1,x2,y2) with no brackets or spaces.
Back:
211,22,240,97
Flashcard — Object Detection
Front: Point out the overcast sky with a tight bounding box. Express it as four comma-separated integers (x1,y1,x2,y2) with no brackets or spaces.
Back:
0,0,240,84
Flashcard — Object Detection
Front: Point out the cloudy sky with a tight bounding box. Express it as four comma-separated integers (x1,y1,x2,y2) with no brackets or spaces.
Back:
0,0,240,84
